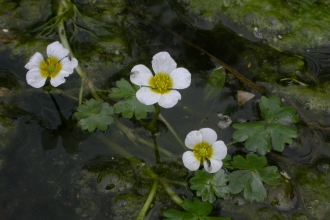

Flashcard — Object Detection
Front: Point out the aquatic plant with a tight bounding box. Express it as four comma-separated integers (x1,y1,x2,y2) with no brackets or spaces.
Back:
5,0,327,219
130,51,191,108
25,41,78,88
182,128,227,173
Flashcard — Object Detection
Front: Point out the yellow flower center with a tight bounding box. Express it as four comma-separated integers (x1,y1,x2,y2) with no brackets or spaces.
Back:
39,56,62,78
149,73,173,94
193,142,213,162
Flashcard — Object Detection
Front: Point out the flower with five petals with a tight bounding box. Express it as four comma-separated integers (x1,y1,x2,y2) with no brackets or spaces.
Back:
25,41,78,88
182,128,227,173
130,52,191,108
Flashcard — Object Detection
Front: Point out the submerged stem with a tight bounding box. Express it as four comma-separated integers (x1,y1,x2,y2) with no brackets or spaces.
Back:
159,178,183,205
57,1,100,101
95,134,184,211
152,135,161,163
115,120,178,162
159,114,186,150
136,180,159,220
78,80,84,106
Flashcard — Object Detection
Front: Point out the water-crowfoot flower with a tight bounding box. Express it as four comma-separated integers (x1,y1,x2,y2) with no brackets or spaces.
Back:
25,41,78,88
130,52,191,108
182,128,227,173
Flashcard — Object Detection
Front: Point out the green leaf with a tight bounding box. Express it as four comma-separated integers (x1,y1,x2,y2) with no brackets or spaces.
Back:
228,154,280,202
204,67,226,101
109,78,135,99
113,96,154,120
189,169,229,203
181,198,213,216
258,166,281,185
109,78,154,119
222,155,233,169
163,209,196,220
74,99,114,132
230,154,267,170
232,95,299,155
163,198,231,220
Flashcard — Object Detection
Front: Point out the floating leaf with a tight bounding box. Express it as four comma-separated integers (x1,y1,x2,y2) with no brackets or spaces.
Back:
229,170,266,202
204,67,226,101
74,99,114,132
228,154,281,202
109,78,136,99
109,78,154,119
113,97,154,120
189,169,229,203
163,197,230,220
232,95,299,155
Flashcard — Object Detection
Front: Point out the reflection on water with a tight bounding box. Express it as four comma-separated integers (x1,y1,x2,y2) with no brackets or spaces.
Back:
1,0,330,219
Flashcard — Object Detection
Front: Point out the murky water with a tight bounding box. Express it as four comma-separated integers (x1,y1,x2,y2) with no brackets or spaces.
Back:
1,0,330,219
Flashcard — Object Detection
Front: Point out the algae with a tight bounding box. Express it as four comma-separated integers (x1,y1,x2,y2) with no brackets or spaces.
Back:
180,0,330,51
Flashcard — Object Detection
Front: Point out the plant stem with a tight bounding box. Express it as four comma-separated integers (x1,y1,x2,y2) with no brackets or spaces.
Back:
152,135,161,163
159,178,183,205
79,80,84,105
150,104,161,125
161,178,187,187
159,114,186,150
136,180,159,220
226,141,237,147
147,104,161,134
57,1,101,101
95,134,183,207
115,120,177,161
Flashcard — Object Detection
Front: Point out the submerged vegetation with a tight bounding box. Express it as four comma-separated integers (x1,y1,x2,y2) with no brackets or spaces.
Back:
1,0,330,219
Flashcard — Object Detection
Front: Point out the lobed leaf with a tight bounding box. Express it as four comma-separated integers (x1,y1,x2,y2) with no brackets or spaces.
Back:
113,96,154,120
74,99,114,132
163,198,230,220
109,78,154,119
109,78,135,99
189,169,229,203
228,154,280,202
230,154,267,170
232,95,299,155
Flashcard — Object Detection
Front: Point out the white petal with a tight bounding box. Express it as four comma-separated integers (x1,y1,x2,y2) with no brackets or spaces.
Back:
136,87,161,105
130,64,153,86
199,128,217,145
60,57,78,74
50,71,70,87
185,130,203,149
182,151,200,171
170,68,191,89
158,90,181,108
26,68,47,88
25,52,44,70
211,141,227,160
152,52,177,74
47,41,69,60
203,159,223,173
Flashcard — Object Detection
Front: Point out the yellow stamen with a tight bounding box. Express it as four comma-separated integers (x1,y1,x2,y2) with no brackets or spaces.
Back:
193,142,213,163
149,73,173,94
39,56,62,78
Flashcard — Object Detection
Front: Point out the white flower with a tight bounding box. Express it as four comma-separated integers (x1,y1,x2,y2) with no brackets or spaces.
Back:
182,128,227,173
130,52,191,108
25,41,78,88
